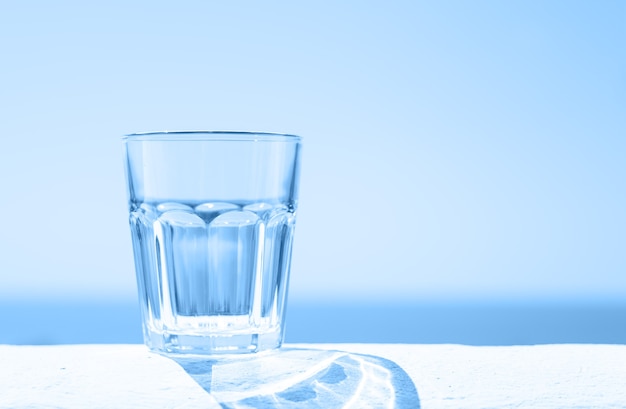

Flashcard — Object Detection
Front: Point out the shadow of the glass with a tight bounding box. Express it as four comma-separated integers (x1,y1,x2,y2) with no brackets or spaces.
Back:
173,348,420,408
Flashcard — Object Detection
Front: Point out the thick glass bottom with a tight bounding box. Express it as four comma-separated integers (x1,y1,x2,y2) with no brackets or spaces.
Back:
144,328,283,356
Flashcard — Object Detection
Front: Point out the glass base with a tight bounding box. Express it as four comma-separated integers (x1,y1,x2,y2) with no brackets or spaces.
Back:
144,329,283,356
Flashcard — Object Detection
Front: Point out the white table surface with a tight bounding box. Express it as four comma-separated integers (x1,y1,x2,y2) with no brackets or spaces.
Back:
1,343,625,408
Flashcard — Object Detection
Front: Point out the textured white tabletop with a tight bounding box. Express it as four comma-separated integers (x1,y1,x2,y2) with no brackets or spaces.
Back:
1,343,625,408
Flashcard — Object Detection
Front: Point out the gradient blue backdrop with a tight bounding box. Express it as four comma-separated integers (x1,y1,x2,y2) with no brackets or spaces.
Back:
0,1,624,344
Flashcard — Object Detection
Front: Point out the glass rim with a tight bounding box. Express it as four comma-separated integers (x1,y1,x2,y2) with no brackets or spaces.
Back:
123,130,302,142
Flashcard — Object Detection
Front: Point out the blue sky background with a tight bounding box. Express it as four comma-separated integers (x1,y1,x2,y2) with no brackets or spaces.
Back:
0,1,624,305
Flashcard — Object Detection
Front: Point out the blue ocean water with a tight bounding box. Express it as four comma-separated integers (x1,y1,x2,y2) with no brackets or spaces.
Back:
1,299,624,346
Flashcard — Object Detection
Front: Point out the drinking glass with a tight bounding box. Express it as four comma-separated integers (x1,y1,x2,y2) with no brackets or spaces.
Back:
123,131,302,355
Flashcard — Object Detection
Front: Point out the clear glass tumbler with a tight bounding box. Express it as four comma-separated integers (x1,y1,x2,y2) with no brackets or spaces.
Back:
123,131,302,355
